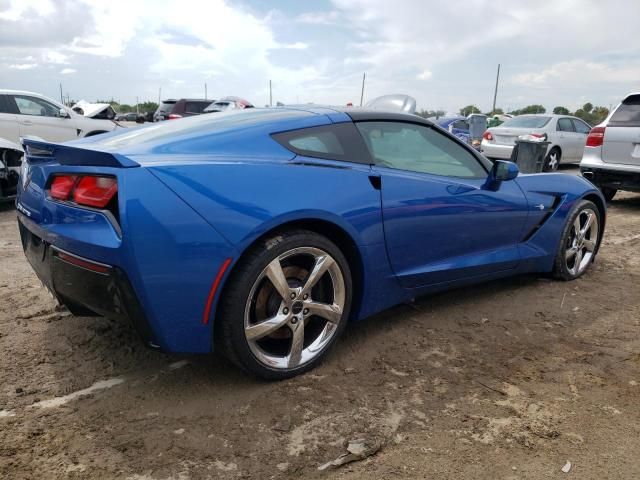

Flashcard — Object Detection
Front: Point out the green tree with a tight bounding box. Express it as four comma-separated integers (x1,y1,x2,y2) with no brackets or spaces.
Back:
591,106,609,125
459,105,481,116
582,102,593,113
553,106,570,115
488,108,504,116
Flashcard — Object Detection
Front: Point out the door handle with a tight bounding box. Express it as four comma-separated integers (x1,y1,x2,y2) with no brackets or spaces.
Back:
20,120,33,126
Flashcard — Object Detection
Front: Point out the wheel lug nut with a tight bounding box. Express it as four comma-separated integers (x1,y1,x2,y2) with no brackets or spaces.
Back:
291,317,298,324
303,294,309,300
303,308,309,315
283,307,289,314
290,293,296,299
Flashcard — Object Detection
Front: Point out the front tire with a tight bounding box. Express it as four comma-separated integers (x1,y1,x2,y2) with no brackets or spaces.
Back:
552,200,601,280
217,229,352,379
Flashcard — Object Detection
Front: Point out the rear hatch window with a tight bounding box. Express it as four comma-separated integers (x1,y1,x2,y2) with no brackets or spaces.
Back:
609,95,640,127
156,101,177,114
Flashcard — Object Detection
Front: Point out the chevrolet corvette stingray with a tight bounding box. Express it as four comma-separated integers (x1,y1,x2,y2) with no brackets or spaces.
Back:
16,106,605,379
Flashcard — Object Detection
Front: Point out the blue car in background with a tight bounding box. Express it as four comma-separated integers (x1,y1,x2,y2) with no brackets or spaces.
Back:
433,116,471,143
16,107,605,379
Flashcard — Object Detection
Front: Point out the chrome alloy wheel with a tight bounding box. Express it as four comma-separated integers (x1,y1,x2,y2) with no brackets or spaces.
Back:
564,208,599,276
547,151,559,171
243,247,346,370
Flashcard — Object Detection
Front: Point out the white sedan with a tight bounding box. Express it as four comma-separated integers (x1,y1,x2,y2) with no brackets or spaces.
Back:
481,114,592,172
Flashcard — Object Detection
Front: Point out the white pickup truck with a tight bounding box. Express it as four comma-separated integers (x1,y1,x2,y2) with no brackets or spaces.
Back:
0,89,118,201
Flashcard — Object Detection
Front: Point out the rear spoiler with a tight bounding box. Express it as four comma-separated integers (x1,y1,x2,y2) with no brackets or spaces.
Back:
21,138,139,168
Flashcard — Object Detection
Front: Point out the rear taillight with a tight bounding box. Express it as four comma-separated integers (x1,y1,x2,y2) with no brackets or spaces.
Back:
483,131,493,141
49,174,117,209
586,126,606,147
50,175,77,200
530,133,548,141
167,114,182,120
73,176,118,208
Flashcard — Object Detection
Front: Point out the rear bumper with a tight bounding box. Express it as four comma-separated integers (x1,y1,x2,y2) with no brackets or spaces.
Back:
580,166,640,193
18,215,160,349
480,142,514,160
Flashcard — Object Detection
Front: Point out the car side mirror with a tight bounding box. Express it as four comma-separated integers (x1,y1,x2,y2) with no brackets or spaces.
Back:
58,108,70,118
483,160,519,191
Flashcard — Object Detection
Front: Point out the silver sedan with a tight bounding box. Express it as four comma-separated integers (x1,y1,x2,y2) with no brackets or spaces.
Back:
481,114,591,171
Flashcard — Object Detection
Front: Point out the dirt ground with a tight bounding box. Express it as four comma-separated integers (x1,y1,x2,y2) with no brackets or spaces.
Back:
1,173,639,479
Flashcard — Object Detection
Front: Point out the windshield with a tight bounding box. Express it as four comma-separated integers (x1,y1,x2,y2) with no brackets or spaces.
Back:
499,116,551,128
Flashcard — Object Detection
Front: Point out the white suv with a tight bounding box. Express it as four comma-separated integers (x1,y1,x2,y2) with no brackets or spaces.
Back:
0,90,118,200
0,89,117,147
580,93,640,201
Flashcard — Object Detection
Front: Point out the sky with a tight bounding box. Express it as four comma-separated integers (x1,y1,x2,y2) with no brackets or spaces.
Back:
1,0,639,114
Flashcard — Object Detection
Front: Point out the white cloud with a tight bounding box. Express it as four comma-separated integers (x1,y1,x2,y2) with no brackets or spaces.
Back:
417,69,432,80
295,10,340,25
280,42,308,50
9,63,36,70
60,68,76,74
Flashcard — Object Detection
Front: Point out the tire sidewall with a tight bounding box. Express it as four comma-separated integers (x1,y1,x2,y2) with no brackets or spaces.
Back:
553,199,601,280
219,230,352,379
544,147,561,172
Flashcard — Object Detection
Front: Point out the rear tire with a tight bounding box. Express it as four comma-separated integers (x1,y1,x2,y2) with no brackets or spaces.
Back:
543,147,561,172
552,200,601,281
216,229,352,380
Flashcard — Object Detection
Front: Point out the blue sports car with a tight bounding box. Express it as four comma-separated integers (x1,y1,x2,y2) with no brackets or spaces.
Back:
16,106,605,379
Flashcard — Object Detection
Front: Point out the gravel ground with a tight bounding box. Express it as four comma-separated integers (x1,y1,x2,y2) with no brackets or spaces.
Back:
1,170,639,479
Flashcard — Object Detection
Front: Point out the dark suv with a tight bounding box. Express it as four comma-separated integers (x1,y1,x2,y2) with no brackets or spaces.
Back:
153,98,214,121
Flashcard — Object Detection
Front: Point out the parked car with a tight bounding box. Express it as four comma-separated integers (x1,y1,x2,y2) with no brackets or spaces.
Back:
16,106,605,379
203,96,253,113
71,100,117,120
481,114,592,171
0,89,118,201
433,116,471,143
153,98,213,121
580,92,640,201
116,112,140,122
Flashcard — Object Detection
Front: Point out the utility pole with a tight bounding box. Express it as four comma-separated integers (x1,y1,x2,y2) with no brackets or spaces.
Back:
136,96,139,114
269,80,272,107
360,72,366,107
205,83,207,100
158,87,161,105
491,64,501,114
59,83,64,104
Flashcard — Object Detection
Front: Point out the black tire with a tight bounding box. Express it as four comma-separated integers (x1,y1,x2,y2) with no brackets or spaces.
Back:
216,229,352,380
552,199,601,281
600,187,617,202
543,147,561,172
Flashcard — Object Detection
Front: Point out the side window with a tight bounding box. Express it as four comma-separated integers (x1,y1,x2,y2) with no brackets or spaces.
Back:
0,95,9,114
272,123,370,163
13,95,61,117
452,120,469,131
185,102,208,114
356,121,487,178
572,119,591,134
557,118,574,132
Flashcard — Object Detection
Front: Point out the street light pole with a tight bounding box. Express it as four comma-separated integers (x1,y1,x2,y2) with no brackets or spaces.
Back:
491,64,501,114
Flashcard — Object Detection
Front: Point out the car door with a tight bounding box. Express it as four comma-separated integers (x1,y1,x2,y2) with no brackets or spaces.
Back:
356,120,529,288
571,118,591,160
0,95,19,144
555,117,579,160
8,94,79,143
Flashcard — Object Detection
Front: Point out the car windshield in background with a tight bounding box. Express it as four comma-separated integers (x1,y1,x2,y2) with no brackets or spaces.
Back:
500,116,551,128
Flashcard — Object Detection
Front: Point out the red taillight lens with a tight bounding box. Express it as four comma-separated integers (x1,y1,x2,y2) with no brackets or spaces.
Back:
72,176,118,208
586,126,606,147
167,114,182,120
530,133,548,141
50,175,77,200
483,131,493,141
